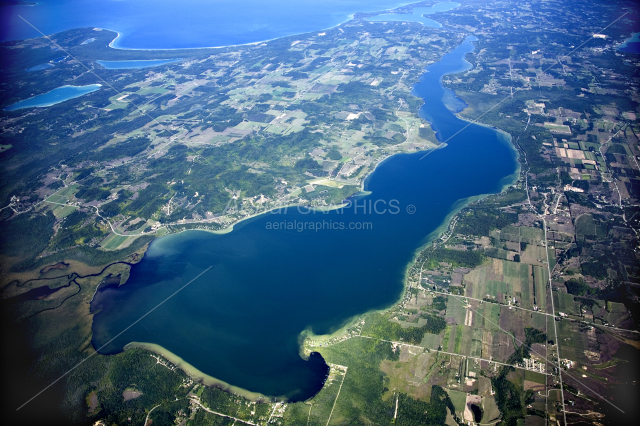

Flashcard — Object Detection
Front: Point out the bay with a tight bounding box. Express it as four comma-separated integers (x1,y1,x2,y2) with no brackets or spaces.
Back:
618,32,640,54
91,36,519,402
3,0,416,49
366,1,460,27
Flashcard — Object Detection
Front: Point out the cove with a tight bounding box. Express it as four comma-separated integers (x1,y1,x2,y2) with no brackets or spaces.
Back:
97,59,183,70
618,33,640,54
91,36,519,402
3,0,414,49
3,84,101,111
367,1,460,27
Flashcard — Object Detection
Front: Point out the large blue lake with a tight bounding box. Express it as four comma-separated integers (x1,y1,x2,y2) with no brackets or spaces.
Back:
4,0,429,49
3,84,101,111
97,59,183,69
91,36,519,401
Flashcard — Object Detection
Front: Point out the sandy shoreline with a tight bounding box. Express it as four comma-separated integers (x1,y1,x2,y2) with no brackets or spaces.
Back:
124,342,273,402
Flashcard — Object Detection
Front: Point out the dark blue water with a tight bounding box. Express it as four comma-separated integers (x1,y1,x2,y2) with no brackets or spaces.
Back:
620,42,640,54
91,36,518,401
618,33,640,54
2,0,411,49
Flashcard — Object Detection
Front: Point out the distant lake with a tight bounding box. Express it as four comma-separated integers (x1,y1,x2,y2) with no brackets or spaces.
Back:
3,84,101,111
619,33,640,54
97,59,183,69
91,36,519,402
367,1,460,27
26,63,54,72
3,0,419,49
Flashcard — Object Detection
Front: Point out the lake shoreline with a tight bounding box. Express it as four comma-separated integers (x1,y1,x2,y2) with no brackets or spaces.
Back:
3,84,102,111
124,342,274,402
91,25,522,404
102,2,422,51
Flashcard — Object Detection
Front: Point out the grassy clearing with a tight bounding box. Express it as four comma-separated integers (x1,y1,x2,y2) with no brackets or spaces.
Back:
531,311,547,329
138,87,168,96
524,370,546,384
453,325,464,354
100,234,130,250
482,396,501,422
503,260,527,294
521,244,547,266
591,359,620,369
556,320,587,362
464,266,487,300
481,303,501,331
446,297,467,325
470,327,483,358
487,279,510,296
555,292,581,316
52,204,76,219
447,389,467,419
442,325,452,351
575,214,607,240
532,266,548,311
421,332,443,350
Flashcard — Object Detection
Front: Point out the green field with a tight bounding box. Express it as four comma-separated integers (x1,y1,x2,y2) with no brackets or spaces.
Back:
556,320,587,362
524,370,547,384
51,204,76,219
482,396,501,423
503,261,528,294
470,327,483,358
421,332,443,350
555,292,581,316
532,266,548,311
487,280,510,296
480,303,501,331
100,234,132,250
531,311,547,329
519,226,544,244
442,325,452,352
453,325,464,354
138,86,169,96
447,389,468,419
544,123,572,133
446,296,468,325
575,214,607,240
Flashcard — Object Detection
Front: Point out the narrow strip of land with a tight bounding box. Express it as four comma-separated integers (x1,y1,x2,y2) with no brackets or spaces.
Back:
325,366,348,426
543,218,567,425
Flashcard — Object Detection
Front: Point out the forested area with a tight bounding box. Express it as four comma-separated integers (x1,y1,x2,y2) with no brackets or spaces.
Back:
363,312,447,344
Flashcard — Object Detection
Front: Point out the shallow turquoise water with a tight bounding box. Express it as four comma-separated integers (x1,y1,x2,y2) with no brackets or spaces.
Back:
367,1,460,27
2,0,414,49
618,32,640,54
97,59,183,69
4,84,101,111
91,36,519,402
26,63,54,72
